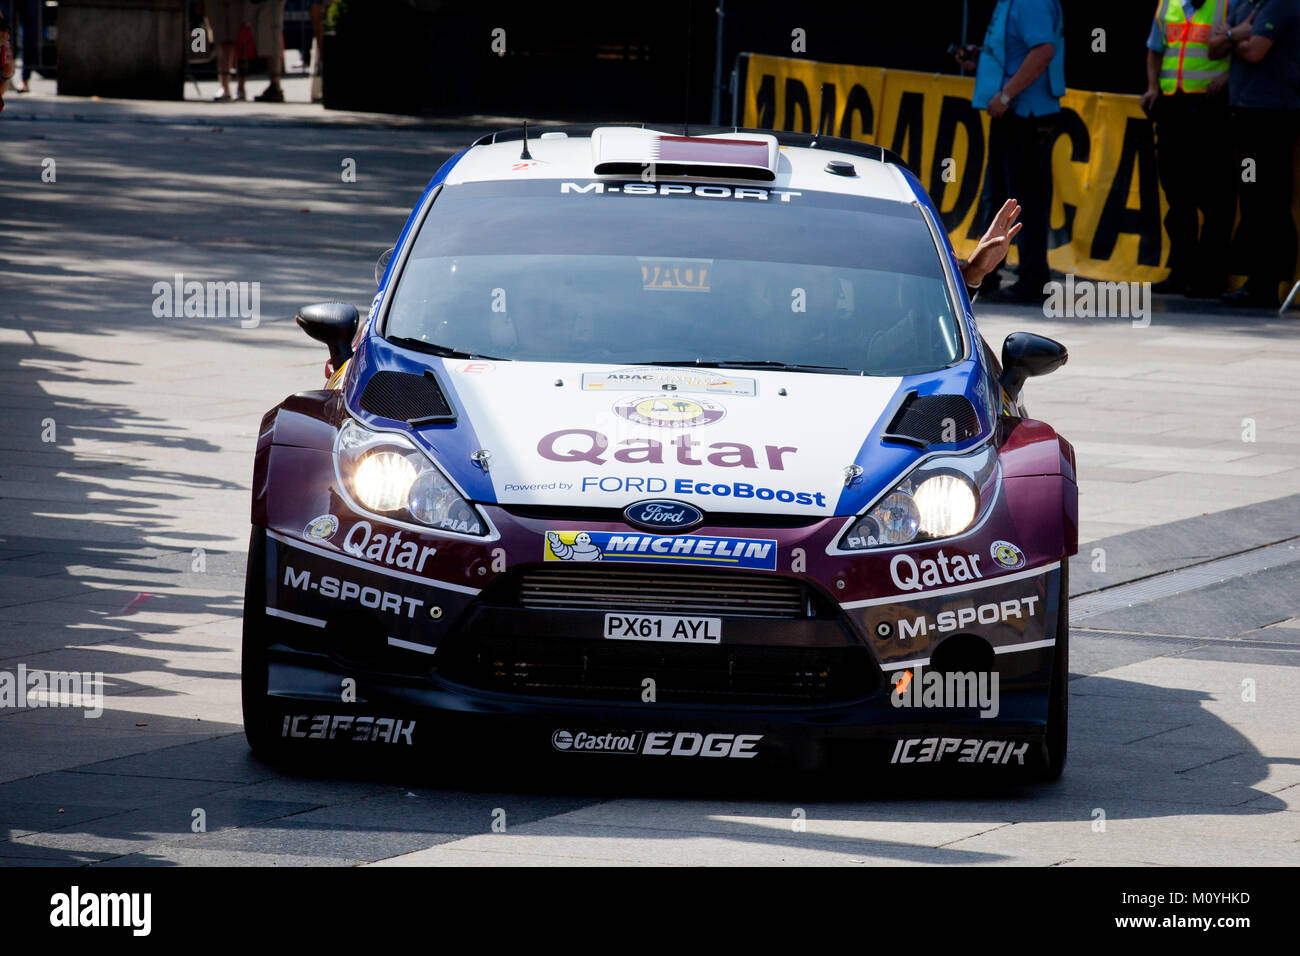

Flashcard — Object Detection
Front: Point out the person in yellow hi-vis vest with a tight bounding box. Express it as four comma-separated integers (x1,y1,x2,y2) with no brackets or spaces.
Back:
1141,0,1234,298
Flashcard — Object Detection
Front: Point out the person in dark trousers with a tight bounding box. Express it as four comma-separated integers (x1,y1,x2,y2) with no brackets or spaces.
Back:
0,0,37,92
248,0,286,102
967,0,1066,305
0,12,12,111
1142,0,1234,298
1210,0,1300,307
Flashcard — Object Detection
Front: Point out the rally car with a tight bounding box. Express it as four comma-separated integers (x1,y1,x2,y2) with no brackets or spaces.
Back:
243,124,1076,779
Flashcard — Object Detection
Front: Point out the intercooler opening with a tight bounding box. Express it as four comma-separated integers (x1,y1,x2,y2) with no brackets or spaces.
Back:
511,564,821,619
927,633,995,675
436,635,878,705
323,610,389,668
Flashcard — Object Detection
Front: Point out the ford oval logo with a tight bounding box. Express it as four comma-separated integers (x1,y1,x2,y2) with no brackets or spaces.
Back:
623,499,704,532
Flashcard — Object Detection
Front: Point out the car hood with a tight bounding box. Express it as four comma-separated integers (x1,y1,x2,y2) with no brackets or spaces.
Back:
432,359,905,517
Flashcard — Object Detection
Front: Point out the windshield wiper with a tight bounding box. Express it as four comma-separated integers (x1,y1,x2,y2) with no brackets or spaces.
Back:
636,359,861,374
387,337,508,361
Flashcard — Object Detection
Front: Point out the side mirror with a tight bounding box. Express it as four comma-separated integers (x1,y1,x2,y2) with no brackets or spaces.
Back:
296,302,359,369
375,247,395,287
998,331,1068,397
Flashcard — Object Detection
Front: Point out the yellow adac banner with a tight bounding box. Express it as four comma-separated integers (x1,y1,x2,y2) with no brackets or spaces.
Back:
741,53,1185,285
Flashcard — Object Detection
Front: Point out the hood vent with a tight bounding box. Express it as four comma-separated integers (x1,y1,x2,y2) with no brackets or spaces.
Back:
882,392,980,447
357,370,455,426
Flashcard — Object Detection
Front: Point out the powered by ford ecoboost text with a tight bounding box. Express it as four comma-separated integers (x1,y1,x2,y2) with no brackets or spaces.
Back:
243,124,1076,780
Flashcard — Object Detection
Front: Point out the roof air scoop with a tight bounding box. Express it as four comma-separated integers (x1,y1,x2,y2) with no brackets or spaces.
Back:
590,127,779,181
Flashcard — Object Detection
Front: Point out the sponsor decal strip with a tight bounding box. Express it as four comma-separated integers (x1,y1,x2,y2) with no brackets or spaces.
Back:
994,638,1056,654
266,607,327,628
282,566,426,618
889,736,1030,765
580,367,757,396
544,530,777,570
840,561,1060,609
895,595,1039,638
551,729,763,757
878,637,1058,672
281,713,416,745
267,529,480,595
267,607,434,654
879,656,931,673
387,636,437,655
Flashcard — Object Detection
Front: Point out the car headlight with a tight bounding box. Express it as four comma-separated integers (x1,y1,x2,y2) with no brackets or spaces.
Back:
839,444,998,550
352,452,418,513
336,419,487,535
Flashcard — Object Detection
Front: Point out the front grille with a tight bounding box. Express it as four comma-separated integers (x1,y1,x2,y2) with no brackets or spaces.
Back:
517,565,810,618
438,636,876,704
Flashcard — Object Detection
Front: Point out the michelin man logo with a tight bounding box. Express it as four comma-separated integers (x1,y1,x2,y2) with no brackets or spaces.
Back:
547,531,603,561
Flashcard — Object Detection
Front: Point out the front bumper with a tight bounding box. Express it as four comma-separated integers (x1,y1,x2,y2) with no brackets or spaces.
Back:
253,510,1065,771
262,648,1053,771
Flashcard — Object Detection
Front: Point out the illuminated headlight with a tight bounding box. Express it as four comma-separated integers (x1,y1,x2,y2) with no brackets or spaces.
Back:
913,474,977,537
352,452,417,513
839,444,997,550
336,420,487,535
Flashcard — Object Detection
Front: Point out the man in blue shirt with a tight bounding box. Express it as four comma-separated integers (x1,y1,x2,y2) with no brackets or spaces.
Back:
1209,0,1300,307
966,0,1067,304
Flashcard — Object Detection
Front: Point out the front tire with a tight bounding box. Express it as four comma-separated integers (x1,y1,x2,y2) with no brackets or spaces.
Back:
241,528,287,759
1040,563,1069,781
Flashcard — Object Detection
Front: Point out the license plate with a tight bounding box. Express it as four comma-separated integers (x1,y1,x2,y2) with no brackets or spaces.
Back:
603,613,722,644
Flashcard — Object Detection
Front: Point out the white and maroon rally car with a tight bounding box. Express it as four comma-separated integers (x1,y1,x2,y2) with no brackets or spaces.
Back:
243,124,1076,779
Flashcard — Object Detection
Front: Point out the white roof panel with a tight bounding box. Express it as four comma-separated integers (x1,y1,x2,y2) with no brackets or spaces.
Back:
442,128,917,203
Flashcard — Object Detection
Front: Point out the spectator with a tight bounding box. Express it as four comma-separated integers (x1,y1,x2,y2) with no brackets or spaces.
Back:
0,0,35,93
248,0,287,103
969,0,1066,305
960,199,1024,300
0,12,12,112
1142,1,1234,298
957,39,1009,296
1210,0,1300,307
209,0,247,101
309,1,324,103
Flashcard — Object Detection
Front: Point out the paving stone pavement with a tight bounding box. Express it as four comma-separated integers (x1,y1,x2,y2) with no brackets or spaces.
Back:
1,90,1298,866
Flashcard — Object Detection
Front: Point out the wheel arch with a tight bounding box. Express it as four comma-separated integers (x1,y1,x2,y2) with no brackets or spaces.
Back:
251,390,347,527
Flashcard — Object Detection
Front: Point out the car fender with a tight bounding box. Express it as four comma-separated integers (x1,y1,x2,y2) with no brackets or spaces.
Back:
998,418,1079,560
251,391,345,527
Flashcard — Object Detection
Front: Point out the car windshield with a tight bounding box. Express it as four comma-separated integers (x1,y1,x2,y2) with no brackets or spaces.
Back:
384,179,963,376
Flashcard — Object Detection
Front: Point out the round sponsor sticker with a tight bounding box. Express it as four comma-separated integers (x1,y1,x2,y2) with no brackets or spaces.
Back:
305,514,339,541
990,540,1026,570
614,395,725,428
551,729,574,751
